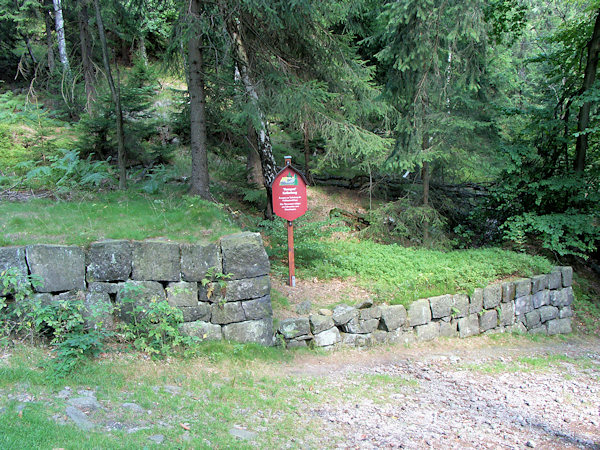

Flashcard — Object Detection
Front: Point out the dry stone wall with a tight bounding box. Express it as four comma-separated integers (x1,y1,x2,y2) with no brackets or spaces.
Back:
0,232,273,346
277,267,575,349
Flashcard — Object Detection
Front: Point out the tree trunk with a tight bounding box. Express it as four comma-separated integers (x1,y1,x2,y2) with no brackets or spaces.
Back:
422,134,430,243
44,0,55,72
52,0,71,76
246,123,265,186
94,0,127,189
187,0,211,199
78,0,96,112
139,35,148,67
575,10,600,174
226,18,277,218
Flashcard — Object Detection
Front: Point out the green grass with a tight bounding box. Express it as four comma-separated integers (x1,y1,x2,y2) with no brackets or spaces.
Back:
0,190,240,246
462,352,593,375
0,344,327,449
275,238,553,305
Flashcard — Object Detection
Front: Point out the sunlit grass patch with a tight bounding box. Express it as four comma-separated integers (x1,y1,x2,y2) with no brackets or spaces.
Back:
0,189,240,246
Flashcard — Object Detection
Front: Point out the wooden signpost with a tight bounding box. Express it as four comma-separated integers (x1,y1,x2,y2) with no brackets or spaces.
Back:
271,156,308,287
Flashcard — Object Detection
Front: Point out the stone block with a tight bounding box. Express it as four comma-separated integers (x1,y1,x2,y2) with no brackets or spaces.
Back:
216,276,270,302
222,318,273,346
279,318,310,340
499,302,515,326
529,325,547,335
180,303,211,322
359,306,381,320
508,322,527,334
341,332,372,347
211,302,245,325
220,232,270,280
531,274,548,293
430,294,453,319
416,322,440,342
547,270,562,290
532,290,550,309
408,299,431,327
242,295,272,320
115,281,166,323
0,247,28,294
557,266,573,287
483,284,502,309
515,295,533,315
469,288,483,314
310,314,334,334
360,318,379,333
525,309,541,329
451,294,469,318
559,306,573,319
286,340,308,349
166,282,198,307
356,299,374,309
547,318,572,335
332,304,358,326
83,292,114,330
371,330,390,344
180,243,221,282
458,314,480,338
439,320,458,338
88,282,120,295
379,305,407,331
479,310,498,332
313,327,340,347
132,241,180,282
86,240,131,282
538,305,559,323
388,329,416,345
550,287,574,307
564,287,574,306
514,278,531,298
26,245,85,293
179,321,222,340
501,282,516,303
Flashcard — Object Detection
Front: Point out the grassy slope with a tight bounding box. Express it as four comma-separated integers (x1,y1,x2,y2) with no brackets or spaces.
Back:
0,190,239,246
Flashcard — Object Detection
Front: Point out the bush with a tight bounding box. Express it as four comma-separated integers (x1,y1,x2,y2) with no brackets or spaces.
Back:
361,198,450,248
0,268,110,378
116,283,196,358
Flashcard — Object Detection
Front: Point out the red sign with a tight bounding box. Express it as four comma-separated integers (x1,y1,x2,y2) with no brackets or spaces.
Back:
272,160,307,221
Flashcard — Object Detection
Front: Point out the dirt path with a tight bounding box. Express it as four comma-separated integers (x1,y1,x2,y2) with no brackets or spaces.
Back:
284,335,600,449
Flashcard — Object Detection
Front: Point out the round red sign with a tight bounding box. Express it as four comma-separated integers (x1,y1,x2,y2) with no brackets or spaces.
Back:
272,163,307,221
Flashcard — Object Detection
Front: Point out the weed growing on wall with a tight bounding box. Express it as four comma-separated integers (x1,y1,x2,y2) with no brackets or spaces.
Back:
0,268,110,378
116,284,197,358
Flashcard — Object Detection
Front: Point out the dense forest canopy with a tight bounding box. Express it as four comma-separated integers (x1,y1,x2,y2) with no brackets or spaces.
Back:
0,0,598,261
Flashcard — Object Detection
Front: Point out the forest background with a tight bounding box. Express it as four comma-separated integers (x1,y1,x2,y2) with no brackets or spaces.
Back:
0,0,599,273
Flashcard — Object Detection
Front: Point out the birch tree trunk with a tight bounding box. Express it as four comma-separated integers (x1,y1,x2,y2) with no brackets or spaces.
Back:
186,0,211,199
93,0,127,189
226,16,277,218
52,0,70,76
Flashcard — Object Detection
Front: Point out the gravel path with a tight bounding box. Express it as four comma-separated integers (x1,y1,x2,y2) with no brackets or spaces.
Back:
291,336,600,449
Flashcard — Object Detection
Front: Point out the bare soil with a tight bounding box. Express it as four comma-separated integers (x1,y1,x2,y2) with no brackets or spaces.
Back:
283,334,600,449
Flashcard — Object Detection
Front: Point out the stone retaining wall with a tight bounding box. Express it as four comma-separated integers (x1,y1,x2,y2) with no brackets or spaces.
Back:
277,267,575,349
0,232,273,346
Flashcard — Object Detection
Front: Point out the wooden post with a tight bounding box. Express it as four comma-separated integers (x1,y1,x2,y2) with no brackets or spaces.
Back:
287,220,296,287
